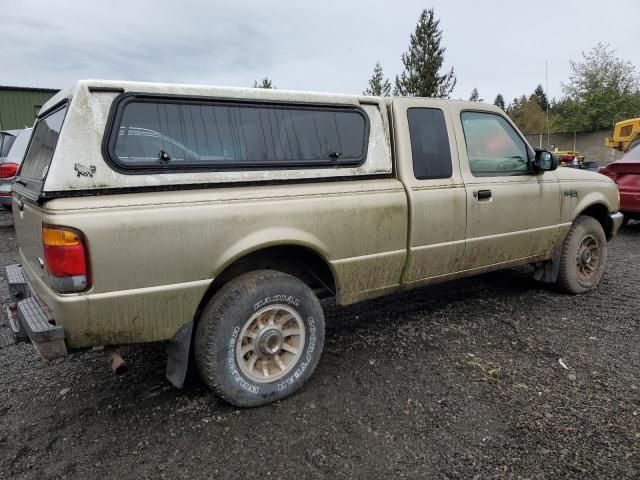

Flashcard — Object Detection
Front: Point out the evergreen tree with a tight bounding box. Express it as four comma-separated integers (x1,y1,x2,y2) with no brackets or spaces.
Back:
253,77,275,89
507,96,523,115
493,93,506,110
394,8,456,98
531,84,549,111
469,87,482,102
363,62,391,96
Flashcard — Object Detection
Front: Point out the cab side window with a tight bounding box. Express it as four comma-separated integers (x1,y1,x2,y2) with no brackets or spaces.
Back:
407,108,452,179
461,111,530,176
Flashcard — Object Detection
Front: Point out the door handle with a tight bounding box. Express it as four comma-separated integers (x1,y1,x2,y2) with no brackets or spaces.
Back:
474,189,492,200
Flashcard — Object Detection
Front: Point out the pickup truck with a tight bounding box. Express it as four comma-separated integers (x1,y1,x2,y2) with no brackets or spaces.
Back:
6,80,623,407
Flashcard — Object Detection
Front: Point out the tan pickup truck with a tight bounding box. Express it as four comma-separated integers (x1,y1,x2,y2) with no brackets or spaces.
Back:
6,80,623,406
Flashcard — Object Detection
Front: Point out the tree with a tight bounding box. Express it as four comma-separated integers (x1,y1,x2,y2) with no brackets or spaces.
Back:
394,8,456,98
493,93,506,110
363,62,391,96
531,84,548,112
508,95,558,135
558,43,640,132
469,87,482,102
253,77,275,89
509,98,548,134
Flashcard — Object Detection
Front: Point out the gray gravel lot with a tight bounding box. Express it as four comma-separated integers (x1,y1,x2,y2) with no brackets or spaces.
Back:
0,210,639,479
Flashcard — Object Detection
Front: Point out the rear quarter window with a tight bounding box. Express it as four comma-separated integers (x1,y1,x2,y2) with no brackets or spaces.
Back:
407,108,453,179
107,96,369,171
18,105,67,182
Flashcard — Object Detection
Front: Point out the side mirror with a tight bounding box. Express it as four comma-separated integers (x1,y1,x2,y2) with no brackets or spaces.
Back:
532,149,558,172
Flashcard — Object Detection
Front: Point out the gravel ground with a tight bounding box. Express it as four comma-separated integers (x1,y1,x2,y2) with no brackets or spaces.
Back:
0,210,639,479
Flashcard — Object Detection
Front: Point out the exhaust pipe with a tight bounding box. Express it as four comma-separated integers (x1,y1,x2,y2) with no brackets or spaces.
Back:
104,346,128,375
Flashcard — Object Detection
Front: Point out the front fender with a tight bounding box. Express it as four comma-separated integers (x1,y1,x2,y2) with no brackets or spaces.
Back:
562,188,617,225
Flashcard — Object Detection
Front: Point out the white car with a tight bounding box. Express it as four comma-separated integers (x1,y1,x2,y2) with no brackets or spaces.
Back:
0,128,32,209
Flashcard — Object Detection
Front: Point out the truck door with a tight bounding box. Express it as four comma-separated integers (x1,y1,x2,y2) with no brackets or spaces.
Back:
449,104,561,270
392,98,466,284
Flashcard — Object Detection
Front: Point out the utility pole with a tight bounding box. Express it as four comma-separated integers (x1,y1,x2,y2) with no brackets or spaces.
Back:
545,60,550,149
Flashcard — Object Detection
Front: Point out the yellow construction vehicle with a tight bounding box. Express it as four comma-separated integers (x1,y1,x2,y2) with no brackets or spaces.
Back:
605,117,640,152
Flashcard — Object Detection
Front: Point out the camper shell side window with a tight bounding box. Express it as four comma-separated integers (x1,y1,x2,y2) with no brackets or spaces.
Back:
104,94,370,173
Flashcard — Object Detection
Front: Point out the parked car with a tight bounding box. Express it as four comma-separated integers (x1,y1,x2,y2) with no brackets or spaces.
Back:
6,80,623,407
599,143,640,225
0,129,20,157
0,128,32,209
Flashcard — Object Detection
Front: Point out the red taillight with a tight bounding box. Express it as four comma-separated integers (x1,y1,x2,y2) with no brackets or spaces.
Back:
42,225,91,292
0,162,19,178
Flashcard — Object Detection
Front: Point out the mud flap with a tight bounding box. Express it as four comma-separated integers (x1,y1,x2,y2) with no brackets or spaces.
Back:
533,247,562,283
165,321,193,388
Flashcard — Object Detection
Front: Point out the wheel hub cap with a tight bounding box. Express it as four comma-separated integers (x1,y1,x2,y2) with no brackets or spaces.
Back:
256,327,283,356
576,234,600,281
235,304,305,383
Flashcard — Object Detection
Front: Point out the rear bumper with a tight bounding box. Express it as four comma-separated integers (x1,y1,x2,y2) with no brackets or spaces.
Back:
0,188,12,206
5,263,67,359
609,212,624,237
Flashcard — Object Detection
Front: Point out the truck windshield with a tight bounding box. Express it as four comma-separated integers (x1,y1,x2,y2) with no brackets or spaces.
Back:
18,105,67,183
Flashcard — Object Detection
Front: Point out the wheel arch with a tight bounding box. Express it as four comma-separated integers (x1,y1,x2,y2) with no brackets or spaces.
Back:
194,241,337,324
577,202,613,239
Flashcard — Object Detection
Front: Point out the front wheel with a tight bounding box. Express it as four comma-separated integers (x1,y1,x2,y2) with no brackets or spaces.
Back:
556,215,608,294
194,270,325,407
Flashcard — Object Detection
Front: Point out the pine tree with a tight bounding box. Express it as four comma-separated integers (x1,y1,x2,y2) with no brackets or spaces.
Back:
253,77,275,89
469,87,482,102
531,84,548,111
394,8,456,98
363,62,391,96
494,93,506,110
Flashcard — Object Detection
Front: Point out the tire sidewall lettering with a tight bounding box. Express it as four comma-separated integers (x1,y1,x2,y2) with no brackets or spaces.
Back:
253,295,299,312
227,326,260,394
277,316,316,391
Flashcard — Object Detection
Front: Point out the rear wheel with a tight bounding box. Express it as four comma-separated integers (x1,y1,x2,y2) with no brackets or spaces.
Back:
194,270,324,407
556,216,607,294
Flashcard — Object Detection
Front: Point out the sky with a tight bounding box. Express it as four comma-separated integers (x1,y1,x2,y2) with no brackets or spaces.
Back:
1,0,639,103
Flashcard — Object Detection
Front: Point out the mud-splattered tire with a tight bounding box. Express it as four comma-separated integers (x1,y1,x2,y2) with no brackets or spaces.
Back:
556,215,607,294
194,270,325,407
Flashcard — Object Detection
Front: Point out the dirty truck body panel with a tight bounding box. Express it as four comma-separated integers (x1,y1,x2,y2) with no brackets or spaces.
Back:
26,180,407,347
9,80,620,355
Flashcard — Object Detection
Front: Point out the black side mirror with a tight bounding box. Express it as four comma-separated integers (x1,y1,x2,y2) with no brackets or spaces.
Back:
532,149,558,172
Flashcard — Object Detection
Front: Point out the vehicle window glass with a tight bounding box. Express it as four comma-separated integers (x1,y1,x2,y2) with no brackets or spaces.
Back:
461,111,529,176
620,143,640,162
6,130,32,164
18,106,67,181
111,100,368,169
0,133,16,157
407,108,452,179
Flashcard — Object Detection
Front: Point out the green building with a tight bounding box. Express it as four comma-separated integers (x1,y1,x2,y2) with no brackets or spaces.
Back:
0,86,59,130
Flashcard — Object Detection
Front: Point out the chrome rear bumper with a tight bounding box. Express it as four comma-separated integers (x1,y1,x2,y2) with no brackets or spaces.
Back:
5,264,67,359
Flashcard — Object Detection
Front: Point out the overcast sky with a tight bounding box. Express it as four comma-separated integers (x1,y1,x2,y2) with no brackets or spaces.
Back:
1,0,638,103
